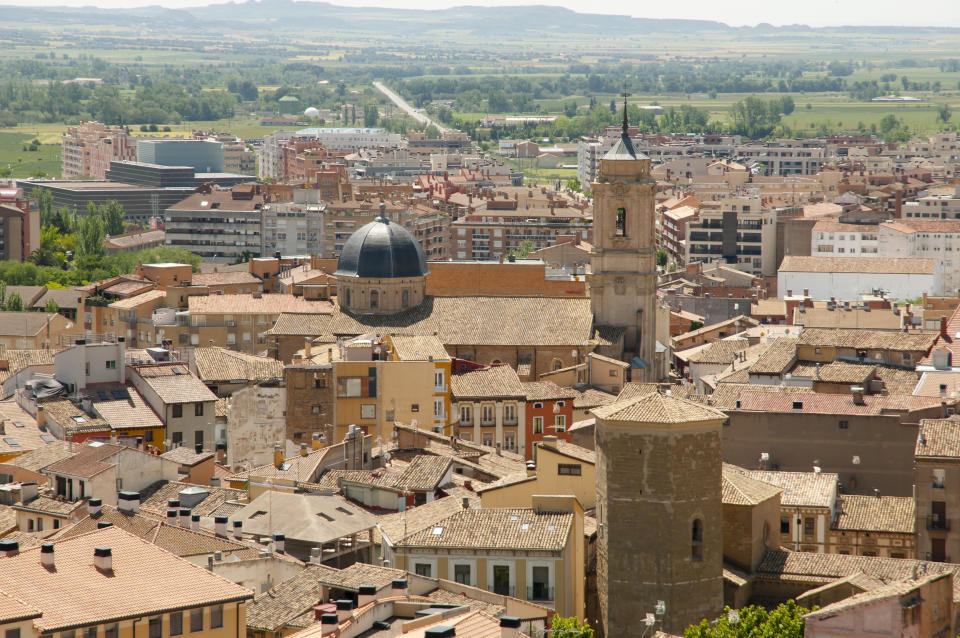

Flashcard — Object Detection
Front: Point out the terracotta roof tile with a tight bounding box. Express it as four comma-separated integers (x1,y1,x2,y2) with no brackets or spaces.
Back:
721,464,782,506
43,443,122,479
0,526,253,631
192,347,284,383
747,337,798,375
916,418,960,458
593,392,727,424
130,365,218,404
247,564,340,631
189,294,333,315
521,380,577,401
451,365,524,399
796,328,937,352
687,338,749,365
731,468,837,508
394,508,572,551
387,335,451,362
0,590,40,624
736,389,944,416
263,313,331,337
377,495,481,546
834,495,915,534
779,255,938,274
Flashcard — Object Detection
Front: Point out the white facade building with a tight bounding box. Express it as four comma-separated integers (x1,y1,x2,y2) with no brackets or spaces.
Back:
296,127,403,151
778,255,942,300
879,219,960,296
810,220,879,256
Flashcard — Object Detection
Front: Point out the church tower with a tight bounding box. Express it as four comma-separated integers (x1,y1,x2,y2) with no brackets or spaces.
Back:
589,98,657,379
593,392,726,636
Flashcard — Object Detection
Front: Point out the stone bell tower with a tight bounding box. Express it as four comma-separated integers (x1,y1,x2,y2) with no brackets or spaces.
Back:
589,96,657,379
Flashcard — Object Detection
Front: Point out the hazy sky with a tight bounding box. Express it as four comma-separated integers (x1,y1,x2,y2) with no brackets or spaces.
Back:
15,0,960,28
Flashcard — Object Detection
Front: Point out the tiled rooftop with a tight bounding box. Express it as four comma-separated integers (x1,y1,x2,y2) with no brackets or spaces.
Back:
394,507,572,551
834,495,915,534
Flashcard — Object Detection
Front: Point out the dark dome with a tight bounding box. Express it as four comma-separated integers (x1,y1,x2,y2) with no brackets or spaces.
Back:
334,216,429,278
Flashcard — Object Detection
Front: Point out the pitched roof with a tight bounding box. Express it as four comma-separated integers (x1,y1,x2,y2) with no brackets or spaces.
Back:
804,573,948,619
229,448,329,483
541,440,595,464
189,294,333,315
834,495,915,534
130,365,218,404
735,389,944,416
614,383,659,402
747,337,798,375
43,442,122,479
796,328,937,352
392,455,454,491
0,401,57,456
0,440,72,472
313,562,408,592
522,380,578,401
160,447,215,466
323,297,593,347
0,349,55,385
451,365,525,399
377,494,481,546
0,590,40,624
394,507,572,551
90,385,163,431
107,289,166,310
262,313,331,337
0,312,67,337
0,526,253,631
387,334,451,362
592,392,727,424
192,347,284,383
246,565,340,631
231,492,377,543
721,464,782,506
190,271,261,287
140,482,245,518
571,387,617,409
686,338,749,365
916,418,960,459
731,468,837,508
779,255,938,275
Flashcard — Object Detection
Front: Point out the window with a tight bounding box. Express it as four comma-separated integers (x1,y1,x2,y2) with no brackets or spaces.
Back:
195,403,204,417
195,431,203,447
434,370,444,389
411,403,420,413
170,612,184,636
172,431,183,446
172,404,183,419
504,403,516,424
691,519,703,561
104,626,117,638
190,609,203,633
149,618,161,638
370,290,379,309
402,290,410,308
415,563,432,577
533,416,544,434
311,405,321,415
88,631,101,638
838,420,848,429
210,606,223,630
434,398,443,418
555,415,566,432
105,360,116,369
780,518,790,534
361,404,376,419
551,359,563,371
558,463,581,476
459,405,471,424
481,404,494,424
615,207,626,236
533,402,543,409
934,469,946,488
454,564,471,585
804,517,815,537
504,432,516,451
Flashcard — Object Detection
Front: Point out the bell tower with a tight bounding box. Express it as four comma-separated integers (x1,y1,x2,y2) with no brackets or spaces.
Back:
589,94,657,378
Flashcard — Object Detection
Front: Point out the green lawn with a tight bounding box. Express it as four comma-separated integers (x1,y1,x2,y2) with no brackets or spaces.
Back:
0,132,61,178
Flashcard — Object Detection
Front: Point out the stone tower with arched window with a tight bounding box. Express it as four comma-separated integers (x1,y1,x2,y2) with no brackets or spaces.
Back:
592,392,726,636
588,101,657,378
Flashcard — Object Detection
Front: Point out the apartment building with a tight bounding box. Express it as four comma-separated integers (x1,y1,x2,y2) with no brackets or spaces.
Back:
0,525,253,638
684,197,777,276
295,127,403,151
915,418,960,563
810,220,880,257
127,363,218,452
660,204,697,265
778,255,943,300
391,495,584,620
901,187,960,220
521,381,575,459
321,199,449,261
137,139,224,173
164,185,266,263
61,121,137,180
260,200,325,257
451,203,590,261
736,142,826,175
0,311,73,350
257,130,297,180
451,363,526,452
0,203,39,262
879,219,960,296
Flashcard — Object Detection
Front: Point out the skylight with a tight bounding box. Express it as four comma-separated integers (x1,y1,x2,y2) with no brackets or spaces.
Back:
431,526,444,535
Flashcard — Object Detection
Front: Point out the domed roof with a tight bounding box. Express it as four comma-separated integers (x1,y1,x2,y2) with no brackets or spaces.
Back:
334,215,429,279
304,106,320,117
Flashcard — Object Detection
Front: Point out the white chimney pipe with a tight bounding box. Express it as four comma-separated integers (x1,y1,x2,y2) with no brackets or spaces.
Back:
93,547,112,572
88,498,102,518
500,616,521,638
214,516,227,538
191,514,200,531
40,543,54,568
232,520,243,539
335,600,353,624
357,585,376,608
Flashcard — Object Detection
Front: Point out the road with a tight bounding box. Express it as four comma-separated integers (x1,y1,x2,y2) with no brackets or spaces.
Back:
373,81,449,133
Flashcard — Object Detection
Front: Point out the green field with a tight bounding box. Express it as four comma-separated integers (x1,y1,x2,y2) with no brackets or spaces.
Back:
0,132,61,178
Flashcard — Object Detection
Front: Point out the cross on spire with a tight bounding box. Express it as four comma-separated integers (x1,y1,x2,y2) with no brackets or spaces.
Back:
620,88,631,136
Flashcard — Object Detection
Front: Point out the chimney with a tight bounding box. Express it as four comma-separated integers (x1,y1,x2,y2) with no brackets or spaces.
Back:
320,614,339,636
214,516,228,538
462,497,470,509
0,540,18,558
272,533,285,554
195,443,203,454
541,435,558,449
179,508,191,528
117,491,140,514
36,406,45,427
300,443,309,457
93,547,112,572
273,443,284,468
425,628,455,638
310,547,321,564
391,578,408,597
357,585,376,608
335,599,354,624
191,514,200,531
852,386,866,405
526,460,536,476
166,509,178,525
233,519,243,539
168,499,180,509
40,542,55,569
500,617,522,638
312,432,323,450
88,497,102,518
495,442,502,456
942,316,949,339
97,521,113,529
305,339,312,359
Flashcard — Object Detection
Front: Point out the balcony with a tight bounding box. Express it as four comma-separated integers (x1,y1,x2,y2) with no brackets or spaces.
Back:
487,585,515,597
933,481,946,489
480,421,496,428
927,515,950,531
527,585,554,601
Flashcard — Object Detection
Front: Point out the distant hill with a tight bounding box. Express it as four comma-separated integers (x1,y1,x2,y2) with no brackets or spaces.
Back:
2,0,959,35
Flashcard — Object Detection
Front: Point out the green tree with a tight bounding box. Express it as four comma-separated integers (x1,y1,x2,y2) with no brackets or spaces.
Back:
77,213,105,259
44,299,59,313
99,199,125,236
879,114,900,135
550,614,594,638
937,103,952,124
684,602,810,638
508,239,534,259
656,248,668,267
5,292,23,312
363,103,379,127
36,187,54,225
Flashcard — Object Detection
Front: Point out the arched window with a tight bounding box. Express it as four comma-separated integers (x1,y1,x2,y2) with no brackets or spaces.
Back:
402,289,410,308
491,358,502,364
370,290,379,309
691,519,703,561
552,358,563,371
615,207,626,237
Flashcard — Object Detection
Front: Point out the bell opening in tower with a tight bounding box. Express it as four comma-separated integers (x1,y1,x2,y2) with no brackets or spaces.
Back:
615,207,626,236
